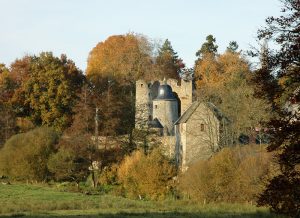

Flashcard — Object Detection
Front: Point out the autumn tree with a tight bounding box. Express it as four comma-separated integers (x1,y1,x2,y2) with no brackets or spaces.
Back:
87,33,154,82
13,52,84,131
256,0,300,216
195,49,271,145
0,64,17,146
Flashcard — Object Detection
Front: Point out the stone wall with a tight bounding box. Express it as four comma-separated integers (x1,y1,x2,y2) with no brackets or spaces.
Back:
135,80,152,129
177,103,220,170
166,79,193,114
135,79,193,130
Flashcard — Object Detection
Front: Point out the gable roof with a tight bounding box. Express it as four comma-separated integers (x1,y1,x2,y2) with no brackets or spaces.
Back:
174,101,227,125
174,101,200,125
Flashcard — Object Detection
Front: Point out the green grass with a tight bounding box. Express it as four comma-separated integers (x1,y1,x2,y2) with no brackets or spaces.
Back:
0,183,285,218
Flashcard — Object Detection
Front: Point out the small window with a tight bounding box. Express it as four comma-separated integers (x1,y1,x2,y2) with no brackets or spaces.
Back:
148,115,152,121
141,84,143,87
200,124,205,131
155,105,158,109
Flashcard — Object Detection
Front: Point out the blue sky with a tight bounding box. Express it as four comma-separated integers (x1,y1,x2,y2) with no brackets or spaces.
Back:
0,0,282,71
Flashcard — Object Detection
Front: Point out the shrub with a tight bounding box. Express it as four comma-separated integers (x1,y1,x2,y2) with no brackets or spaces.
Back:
0,127,59,181
117,148,176,200
179,144,276,203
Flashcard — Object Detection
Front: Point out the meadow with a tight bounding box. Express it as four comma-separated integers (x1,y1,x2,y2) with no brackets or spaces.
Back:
0,183,286,218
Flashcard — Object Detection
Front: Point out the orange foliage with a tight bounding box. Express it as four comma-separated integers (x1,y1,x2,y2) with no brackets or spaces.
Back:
195,51,250,89
86,33,153,81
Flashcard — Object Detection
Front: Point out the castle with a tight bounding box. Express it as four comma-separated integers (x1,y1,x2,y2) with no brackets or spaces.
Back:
135,78,224,170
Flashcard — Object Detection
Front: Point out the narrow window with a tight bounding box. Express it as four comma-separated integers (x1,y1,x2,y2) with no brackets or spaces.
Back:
148,115,152,121
155,105,158,109
141,84,143,87
200,124,205,131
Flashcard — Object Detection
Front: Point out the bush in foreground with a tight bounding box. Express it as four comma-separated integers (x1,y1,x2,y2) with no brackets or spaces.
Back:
0,127,58,181
117,148,176,200
179,145,277,203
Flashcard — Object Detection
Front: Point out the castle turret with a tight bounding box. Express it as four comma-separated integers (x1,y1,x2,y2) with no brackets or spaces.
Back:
153,82,178,135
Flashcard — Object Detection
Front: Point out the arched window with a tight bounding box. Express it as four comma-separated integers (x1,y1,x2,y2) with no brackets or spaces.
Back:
148,115,152,121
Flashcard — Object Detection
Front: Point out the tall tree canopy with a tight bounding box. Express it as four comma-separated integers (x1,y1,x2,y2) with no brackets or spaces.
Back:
87,34,184,81
195,34,218,60
86,33,153,82
13,52,84,131
155,39,183,79
256,0,300,216
195,50,271,145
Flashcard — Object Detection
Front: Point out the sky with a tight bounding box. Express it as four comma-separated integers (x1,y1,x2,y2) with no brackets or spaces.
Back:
0,0,282,72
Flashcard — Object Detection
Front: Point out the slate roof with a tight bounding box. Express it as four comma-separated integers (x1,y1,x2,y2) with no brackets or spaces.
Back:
174,101,227,125
148,118,163,128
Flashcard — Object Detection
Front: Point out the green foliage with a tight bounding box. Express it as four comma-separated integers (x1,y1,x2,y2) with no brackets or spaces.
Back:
0,127,59,181
226,41,239,53
196,35,218,59
48,134,95,185
15,52,84,131
155,39,182,79
180,145,277,203
117,148,176,200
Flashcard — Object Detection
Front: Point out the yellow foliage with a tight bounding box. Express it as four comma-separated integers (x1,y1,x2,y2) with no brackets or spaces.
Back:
86,33,153,81
117,149,176,200
195,51,250,89
179,145,277,203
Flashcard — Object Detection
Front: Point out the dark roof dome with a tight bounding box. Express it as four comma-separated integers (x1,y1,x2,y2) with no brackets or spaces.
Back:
154,84,177,100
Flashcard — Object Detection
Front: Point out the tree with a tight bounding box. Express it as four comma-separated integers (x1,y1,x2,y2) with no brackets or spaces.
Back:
226,41,239,53
47,134,94,187
87,33,154,82
155,39,183,79
0,64,17,146
251,42,279,104
14,52,84,131
195,34,218,60
256,1,300,216
195,51,271,145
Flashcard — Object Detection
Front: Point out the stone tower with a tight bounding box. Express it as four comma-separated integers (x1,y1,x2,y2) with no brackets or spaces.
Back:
153,82,178,135
135,80,152,129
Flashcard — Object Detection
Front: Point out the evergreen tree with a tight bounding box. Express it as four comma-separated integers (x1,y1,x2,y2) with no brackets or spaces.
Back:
226,41,239,53
156,39,183,79
196,34,218,60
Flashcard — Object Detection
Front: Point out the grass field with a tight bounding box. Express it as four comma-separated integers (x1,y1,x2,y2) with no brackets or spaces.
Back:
0,183,285,218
